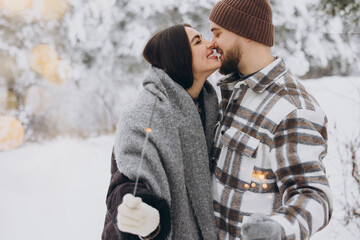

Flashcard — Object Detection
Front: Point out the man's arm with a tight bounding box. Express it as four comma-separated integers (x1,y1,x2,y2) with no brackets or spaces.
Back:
269,108,333,240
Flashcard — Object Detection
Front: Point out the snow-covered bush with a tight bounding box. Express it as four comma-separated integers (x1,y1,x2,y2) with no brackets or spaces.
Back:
329,82,360,236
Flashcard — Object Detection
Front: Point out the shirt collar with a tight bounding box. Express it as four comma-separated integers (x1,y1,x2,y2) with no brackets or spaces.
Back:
242,57,287,93
217,57,287,94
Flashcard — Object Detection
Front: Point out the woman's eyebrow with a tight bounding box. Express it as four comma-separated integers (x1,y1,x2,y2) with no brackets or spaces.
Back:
190,34,202,44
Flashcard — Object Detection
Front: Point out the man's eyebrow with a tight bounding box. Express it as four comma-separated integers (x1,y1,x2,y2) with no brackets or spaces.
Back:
211,27,220,32
190,34,201,44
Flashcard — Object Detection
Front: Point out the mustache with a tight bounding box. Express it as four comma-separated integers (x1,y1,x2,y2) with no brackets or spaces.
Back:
219,47,241,75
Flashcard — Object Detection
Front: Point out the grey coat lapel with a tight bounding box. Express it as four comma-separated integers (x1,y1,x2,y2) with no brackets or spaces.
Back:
159,71,217,240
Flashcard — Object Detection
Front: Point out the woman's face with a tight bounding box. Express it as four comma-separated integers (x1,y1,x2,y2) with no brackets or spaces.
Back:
185,27,221,80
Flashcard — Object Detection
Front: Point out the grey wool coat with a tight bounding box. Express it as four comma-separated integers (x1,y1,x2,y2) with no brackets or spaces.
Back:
114,67,219,239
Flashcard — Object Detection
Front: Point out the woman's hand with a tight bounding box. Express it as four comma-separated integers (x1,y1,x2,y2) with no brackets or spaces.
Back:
117,193,160,237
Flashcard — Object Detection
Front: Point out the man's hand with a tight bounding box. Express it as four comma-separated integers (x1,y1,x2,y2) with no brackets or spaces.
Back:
242,213,282,240
117,193,160,237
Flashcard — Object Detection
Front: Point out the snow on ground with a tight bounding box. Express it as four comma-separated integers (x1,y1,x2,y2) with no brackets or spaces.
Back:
0,76,360,240
0,135,115,240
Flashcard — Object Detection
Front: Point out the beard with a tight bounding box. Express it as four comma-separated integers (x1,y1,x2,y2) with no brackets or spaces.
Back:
219,41,242,75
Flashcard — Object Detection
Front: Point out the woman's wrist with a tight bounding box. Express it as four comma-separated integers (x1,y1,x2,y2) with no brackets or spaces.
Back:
139,224,161,240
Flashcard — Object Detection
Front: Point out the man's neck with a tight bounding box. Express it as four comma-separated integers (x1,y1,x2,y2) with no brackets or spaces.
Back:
238,45,274,76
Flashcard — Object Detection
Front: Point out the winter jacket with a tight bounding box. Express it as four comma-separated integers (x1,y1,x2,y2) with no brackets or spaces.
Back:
211,57,333,240
102,67,219,240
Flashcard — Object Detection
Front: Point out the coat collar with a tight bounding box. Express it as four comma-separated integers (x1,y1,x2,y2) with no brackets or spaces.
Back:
142,66,171,99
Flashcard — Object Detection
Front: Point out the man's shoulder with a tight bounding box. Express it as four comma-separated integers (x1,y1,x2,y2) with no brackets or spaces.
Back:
276,73,320,109
253,71,326,126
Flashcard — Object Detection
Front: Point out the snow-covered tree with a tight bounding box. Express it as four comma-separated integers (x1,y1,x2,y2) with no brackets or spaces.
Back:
270,0,359,77
0,0,359,142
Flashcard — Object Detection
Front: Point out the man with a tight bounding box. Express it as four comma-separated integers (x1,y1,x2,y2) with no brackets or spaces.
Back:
208,0,333,239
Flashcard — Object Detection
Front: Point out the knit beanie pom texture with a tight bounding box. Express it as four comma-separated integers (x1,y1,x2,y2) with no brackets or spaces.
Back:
209,0,274,46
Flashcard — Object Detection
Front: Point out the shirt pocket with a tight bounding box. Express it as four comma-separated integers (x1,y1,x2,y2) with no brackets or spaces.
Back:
214,126,260,192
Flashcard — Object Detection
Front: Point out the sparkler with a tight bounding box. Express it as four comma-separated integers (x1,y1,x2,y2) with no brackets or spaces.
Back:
107,96,158,239
132,97,158,196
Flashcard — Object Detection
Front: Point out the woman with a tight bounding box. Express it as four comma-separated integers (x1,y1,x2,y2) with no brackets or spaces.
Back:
102,24,221,240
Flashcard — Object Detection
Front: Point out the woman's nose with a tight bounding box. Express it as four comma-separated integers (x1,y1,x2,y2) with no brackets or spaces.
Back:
206,40,217,49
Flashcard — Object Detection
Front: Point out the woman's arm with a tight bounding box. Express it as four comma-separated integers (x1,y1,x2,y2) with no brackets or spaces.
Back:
102,149,171,240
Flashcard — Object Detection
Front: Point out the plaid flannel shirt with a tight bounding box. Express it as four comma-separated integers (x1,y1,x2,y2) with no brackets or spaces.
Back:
211,57,333,240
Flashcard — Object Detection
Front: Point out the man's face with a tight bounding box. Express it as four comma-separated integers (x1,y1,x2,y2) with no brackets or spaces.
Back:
210,22,242,75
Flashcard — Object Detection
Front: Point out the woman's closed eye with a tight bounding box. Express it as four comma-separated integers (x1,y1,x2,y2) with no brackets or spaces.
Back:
191,34,203,46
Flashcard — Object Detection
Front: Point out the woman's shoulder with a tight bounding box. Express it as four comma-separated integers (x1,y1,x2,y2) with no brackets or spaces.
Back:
124,90,154,110
118,90,172,128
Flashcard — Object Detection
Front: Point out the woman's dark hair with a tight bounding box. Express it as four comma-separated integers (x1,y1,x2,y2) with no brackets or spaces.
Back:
143,24,193,89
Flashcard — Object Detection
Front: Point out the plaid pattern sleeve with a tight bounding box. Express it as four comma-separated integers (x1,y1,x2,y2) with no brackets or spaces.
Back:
269,108,332,240
211,58,333,240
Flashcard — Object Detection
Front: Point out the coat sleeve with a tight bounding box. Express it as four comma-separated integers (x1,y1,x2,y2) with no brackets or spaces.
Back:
101,149,171,240
269,109,333,240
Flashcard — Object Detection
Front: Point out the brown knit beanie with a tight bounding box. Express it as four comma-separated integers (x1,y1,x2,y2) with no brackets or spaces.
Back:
209,0,274,46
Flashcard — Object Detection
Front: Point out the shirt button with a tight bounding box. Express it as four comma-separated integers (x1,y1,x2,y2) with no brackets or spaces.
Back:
232,99,238,103
221,130,225,135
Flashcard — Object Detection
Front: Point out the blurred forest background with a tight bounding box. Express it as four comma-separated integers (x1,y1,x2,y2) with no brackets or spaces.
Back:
1,1,360,239
0,0,359,144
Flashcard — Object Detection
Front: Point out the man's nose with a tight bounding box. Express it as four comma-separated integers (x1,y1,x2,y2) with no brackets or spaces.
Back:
210,35,218,44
